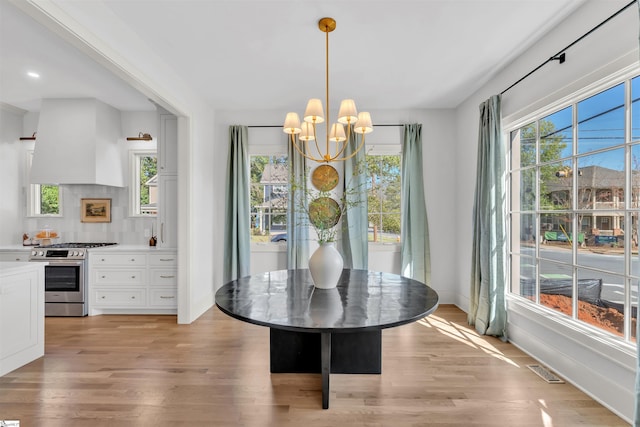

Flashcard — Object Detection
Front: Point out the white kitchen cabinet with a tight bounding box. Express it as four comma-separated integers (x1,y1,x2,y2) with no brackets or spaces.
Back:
91,253,146,266
89,249,177,315
0,263,45,376
158,114,178,174
156,111,178,250
93,269,145,286
149,288,178,307
148,253,177,308
0,250,31,262
93,288,146,308
158,175,178,248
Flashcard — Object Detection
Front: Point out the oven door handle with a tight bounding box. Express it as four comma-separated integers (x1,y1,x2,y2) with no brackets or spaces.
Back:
40,261,85,266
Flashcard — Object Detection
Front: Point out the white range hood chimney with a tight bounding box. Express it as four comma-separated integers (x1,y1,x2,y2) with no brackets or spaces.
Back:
30,98,124,187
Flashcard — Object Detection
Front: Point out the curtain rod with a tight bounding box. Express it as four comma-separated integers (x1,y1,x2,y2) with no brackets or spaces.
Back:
501,0,637,95
247,124,404,128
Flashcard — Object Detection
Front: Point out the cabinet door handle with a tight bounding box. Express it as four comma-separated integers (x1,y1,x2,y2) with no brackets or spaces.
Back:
131,296,136,299
101,258,106,262
131,275,136,279
101,275,106,279
160,275,175,279
101,296,106,299
130,258,136,262
15,258,20,261
160,296,175,299
160,258,174,262
161,223,165,243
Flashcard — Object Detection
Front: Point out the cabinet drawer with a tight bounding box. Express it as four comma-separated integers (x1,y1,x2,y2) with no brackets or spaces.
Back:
149,288,177,307
91,253,146,266
0,253,30,262
150,269,177,286
93,269,145,285
93,288,146,307
148,253,177,267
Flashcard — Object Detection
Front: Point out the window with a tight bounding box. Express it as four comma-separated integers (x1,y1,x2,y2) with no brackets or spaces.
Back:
129,150,157,216
508,72,639,343
366,154,401,243
250,155,288,242
27,151,61,216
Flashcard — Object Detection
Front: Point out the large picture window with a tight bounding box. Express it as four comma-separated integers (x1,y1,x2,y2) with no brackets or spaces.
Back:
509,73,640,343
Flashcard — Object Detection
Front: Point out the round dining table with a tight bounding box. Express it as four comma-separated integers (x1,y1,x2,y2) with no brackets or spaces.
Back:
215,269,439,409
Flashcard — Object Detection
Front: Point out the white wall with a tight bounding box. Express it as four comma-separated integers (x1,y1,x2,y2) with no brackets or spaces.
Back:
0,106,25,244
454,0,639,422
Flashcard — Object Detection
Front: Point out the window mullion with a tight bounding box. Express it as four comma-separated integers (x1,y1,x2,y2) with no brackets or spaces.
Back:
535,121,541,304
571,102,579,321
624,77,633,341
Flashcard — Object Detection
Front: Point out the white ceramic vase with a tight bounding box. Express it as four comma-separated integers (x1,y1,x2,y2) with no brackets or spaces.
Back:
308,242,344,289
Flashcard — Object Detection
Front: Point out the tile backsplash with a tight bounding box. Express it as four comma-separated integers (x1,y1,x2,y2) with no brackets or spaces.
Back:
22,184,155,245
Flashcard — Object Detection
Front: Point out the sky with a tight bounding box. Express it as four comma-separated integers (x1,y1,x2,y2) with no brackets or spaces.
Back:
520,75,640,172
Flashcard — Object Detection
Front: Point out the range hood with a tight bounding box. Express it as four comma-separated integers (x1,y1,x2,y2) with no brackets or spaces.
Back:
30,98,124,187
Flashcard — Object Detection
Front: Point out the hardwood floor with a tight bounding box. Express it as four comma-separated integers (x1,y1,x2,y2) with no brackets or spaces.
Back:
0,305,627,426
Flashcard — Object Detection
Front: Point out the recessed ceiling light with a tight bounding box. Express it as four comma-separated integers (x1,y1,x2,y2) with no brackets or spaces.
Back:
27,71,40,79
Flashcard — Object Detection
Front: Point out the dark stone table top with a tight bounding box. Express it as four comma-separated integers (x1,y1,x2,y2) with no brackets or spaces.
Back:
215,269,439,333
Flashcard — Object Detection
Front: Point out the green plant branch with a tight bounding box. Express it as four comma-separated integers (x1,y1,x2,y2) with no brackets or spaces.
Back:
290,162,367,244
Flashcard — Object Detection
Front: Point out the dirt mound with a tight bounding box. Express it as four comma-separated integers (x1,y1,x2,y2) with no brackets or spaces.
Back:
538,294,635,339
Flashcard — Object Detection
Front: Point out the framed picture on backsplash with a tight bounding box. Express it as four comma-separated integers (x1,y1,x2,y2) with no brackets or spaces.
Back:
81,198,112,223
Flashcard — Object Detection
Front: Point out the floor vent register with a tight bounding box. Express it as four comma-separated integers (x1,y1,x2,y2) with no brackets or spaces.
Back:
527,364,565,384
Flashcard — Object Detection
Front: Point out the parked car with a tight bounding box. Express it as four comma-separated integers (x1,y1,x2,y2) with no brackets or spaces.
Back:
270,233,287,242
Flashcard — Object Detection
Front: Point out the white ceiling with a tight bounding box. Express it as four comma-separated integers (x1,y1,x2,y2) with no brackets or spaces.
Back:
0,0,586,113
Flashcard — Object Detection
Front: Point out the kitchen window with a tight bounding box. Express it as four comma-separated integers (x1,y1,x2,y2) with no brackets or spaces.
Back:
129,150,158,216
27,150,61,216
508,72,640,343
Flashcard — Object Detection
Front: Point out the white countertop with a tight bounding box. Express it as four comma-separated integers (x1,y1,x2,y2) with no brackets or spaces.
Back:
0,261,46,275
0,244,176,252
0,245,34,251
88,245,177,252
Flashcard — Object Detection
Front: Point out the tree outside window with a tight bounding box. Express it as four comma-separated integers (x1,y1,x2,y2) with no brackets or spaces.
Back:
130,151,157,216
366,154,401,243
28,151,61,216
250,155,288,243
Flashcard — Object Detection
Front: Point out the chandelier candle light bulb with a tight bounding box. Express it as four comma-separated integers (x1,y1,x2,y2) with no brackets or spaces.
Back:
283,17,373,163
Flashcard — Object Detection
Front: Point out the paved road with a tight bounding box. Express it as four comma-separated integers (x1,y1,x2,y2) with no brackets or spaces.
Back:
520,246,638,304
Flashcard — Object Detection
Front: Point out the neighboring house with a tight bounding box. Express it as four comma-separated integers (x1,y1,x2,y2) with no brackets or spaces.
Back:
142,174,158,215
254,163,288,234
542,165,638,243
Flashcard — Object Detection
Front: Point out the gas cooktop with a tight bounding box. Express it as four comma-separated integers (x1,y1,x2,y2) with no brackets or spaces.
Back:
30,243,118,260
36,242,118,249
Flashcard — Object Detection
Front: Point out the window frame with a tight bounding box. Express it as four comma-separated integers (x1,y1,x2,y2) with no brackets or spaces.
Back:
505,67,640,346
249,142,289,251
26,150,62,217
128,149,158,217
365,143,402,250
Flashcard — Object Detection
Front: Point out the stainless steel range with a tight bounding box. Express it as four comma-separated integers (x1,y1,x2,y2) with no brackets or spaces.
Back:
30,243,117,316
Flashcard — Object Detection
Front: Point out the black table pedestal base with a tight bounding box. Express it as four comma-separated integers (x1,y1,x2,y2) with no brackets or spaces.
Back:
270,328,382,408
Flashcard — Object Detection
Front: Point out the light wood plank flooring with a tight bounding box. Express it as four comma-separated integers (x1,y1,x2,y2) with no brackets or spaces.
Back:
0,305,627,426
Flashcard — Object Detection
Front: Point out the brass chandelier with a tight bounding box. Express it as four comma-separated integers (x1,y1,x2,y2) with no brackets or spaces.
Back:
283,17,373,163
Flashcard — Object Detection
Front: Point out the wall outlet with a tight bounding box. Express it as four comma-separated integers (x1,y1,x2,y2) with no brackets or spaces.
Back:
144,228,151,237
